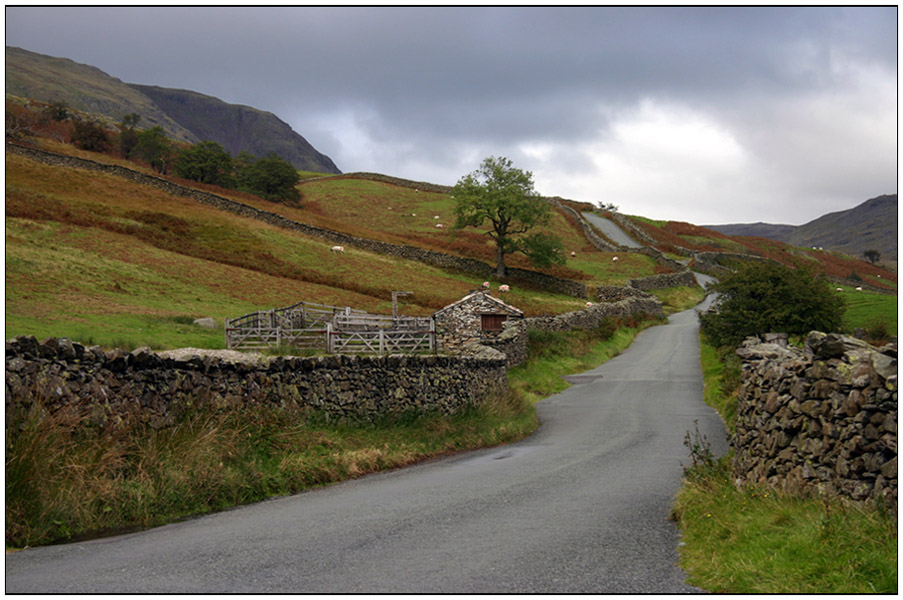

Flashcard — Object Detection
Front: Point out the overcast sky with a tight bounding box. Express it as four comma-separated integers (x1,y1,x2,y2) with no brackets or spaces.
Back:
5,6,898,224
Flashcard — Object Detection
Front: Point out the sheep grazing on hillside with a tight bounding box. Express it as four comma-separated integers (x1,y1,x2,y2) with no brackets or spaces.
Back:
434,215,441,219
499,284,510,293
612,256,619,262
482,281,490,290
435,223,444,229
855,286,863,291
570,251,576,257
836,287,844,292
331,245,345,253
586,302,594,308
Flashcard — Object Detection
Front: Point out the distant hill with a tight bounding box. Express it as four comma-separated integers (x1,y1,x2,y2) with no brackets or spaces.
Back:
702,222,796,242
707,194,897,262
5,46,340,174
5,46,196,143
130,85,340,174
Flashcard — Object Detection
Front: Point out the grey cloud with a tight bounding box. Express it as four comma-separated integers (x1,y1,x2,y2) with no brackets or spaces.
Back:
5,6,896,223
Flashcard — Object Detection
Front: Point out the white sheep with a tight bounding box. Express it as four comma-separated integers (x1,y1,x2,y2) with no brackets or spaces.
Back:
435,223,444,229
482,281,490,289
330,245,345,253
499,284,510,292
586,302,594,308
855,286,863,291
570,251,576,257
836,287,844,292
612,256,619,262
434,215,441,219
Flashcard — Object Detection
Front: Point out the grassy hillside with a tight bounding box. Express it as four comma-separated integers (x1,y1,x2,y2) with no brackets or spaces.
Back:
5,150,593,350
626,215,897,291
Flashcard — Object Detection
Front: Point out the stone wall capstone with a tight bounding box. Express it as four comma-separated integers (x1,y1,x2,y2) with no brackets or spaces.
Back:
732,332,897,507
5,336,508,428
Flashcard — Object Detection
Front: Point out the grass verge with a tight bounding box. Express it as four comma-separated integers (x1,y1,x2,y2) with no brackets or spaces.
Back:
6,390,537,549
672,335,897,593
673,456,897,593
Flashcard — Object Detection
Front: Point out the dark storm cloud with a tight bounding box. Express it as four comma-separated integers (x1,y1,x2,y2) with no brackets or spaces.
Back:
5,6,896,223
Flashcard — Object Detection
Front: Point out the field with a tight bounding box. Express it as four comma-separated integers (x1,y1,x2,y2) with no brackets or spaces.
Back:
842,290,898,339
5,151,598,350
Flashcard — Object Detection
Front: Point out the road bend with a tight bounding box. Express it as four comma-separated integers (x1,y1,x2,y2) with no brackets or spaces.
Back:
6,293,727,594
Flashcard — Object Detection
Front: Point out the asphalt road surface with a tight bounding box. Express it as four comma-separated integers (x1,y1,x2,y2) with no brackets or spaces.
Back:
582,212,644,248
6,293,727,594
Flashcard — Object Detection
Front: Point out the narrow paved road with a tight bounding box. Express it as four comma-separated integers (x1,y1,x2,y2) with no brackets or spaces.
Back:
6,294,727,594
582,212,643,248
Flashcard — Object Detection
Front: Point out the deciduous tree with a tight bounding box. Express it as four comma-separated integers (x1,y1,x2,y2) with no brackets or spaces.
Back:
864,249,881,264
453,156,564,277
174,141,234,187
236,153,300,202
132,126,174,174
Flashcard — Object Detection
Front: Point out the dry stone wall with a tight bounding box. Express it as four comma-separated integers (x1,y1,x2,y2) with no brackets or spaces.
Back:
626,270,699,291
6,143,586,298
5,336,508,428
525,294,664,334
732,332,897,507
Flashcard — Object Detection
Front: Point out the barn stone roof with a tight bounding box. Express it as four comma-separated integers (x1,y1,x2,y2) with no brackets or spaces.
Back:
433,290,524,318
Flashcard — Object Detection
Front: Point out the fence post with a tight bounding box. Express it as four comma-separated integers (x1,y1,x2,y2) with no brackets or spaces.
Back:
379,329,385,354
326,322,333,354
429,318,436,353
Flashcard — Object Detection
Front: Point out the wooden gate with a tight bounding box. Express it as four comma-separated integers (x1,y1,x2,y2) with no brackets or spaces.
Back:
226,302,435,354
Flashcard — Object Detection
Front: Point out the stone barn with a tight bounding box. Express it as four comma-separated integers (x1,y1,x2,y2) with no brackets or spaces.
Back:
433,290,525,354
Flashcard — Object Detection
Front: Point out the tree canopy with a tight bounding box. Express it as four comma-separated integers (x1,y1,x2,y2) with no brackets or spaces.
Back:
236,153,300,203
699,260,845,347
453,156,564,277
174,141,235,187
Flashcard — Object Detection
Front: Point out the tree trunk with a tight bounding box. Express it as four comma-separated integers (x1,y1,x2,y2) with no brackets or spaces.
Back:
496,241,507,278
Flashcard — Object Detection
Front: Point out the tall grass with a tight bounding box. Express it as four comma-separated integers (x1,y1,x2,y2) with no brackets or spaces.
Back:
6,388,537,549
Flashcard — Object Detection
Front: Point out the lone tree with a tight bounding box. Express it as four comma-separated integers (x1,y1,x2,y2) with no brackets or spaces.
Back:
864,249,881,264
699,260,844,347
453,156,564,277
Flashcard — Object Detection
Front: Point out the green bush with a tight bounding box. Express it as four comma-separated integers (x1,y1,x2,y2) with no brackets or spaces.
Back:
700,261,844,347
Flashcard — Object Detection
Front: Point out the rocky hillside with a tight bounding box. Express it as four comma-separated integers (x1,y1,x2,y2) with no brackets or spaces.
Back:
5,46,340,173
5,46,195,142
708,194,897,263
130,85,339,174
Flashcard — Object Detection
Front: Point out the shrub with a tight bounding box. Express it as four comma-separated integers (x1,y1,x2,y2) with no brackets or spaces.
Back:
700,261,844,347
70,120,111,152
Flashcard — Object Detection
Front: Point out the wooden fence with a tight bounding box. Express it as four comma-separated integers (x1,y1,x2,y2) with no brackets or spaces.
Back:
225,302,435,354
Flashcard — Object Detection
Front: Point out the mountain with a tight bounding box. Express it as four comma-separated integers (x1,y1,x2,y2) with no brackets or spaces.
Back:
130,85,339,174
5,46,196,143
707,194,898,262
702,222,796,243
5,46,340,173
